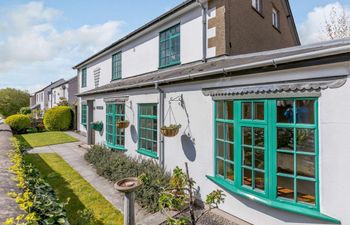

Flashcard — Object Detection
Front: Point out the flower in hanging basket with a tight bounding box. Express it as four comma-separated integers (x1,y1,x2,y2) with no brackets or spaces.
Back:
161,124,181,137
116,120,130,129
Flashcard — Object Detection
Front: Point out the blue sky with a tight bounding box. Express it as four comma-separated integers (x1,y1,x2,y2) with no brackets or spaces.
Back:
0,0,349,92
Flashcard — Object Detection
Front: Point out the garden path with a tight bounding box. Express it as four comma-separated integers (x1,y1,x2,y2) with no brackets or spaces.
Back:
28,131,167,225
0,124,23,223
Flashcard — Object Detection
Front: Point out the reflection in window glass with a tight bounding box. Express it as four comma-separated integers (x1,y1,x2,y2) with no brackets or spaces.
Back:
226,101,234,120
242,102,252,119
217,123,225,140
226,143,234,161
297,154,315,178
277,100,294,123
254,102,265,120
216,141,224,157
277,176,294,200
226,163,234,181
255,171,265,191
277,152,294,175
296,100,315,124
243,127,252,145
255,149,264,169
217,159,224,176
296,129,315,152
297,179,316,204
277,128,294,150
216,101,224,119
243,147,252,166
243,169,252,187
254,128,264,147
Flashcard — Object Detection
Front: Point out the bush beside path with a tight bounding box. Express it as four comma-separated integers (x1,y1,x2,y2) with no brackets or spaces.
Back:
0,124,23,223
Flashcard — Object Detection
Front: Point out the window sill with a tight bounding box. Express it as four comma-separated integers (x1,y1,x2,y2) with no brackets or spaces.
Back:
136,149,158,159
159,61,181,69
111,78,121,82
105,143,127,152
272,25,281,33
207,175,340,224
251,6,264,18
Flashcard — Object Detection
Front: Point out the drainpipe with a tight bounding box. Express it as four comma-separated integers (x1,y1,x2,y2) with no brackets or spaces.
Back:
197,0,207,62
155,82,165,168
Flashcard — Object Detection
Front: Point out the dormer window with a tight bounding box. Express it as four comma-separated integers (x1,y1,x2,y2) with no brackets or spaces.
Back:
252,0,262,13
272,7,280,29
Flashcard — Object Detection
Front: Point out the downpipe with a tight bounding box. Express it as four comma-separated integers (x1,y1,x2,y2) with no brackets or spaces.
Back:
197,0,207,62
155,82,165,168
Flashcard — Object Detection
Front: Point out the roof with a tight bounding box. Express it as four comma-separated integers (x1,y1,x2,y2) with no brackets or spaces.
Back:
284,0,300,45
73,0,196,69
50,76,77,89
77,38,350,97
35,79,65,94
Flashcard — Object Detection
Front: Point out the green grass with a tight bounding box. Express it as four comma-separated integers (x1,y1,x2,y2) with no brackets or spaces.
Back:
25,153,123,225
16,131,78,148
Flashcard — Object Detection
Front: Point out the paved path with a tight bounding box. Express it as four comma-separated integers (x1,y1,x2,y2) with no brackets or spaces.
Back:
0,124,23,223
29,131,167,225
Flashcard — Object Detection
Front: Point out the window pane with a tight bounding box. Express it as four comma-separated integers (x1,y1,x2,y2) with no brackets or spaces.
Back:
243,147,252,166
255,149,264,170
277,176,294,200
296,100,315,124
297,179,316,205
226,123,234,141
296,129,315,153
277,152,294,175
243,127,252,145
277,100,294,123
277,128,294,150
242,102,252,119
226,163,234,181
216,102,224,119
226,101,234,120
216,141,224,158
217,122,225,140
254,102,264,120
297,154,315,178
255,171,264,191
243,168,252,187
217,159,224,176
254,128,264,147
226,143,234,162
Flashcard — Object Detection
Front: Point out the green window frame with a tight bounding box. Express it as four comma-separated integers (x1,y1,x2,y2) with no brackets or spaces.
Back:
137,104,158,159
105,103,126,151
208,98,338,223
159,24,180,68
81,104,87,125
112,52,122,80
81,68,87,88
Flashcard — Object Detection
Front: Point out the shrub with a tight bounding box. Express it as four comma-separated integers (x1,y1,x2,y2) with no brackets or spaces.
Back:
7,138,67,225
85,145,171,212
44,106,72,131
5,114,31,134
20,107,32,115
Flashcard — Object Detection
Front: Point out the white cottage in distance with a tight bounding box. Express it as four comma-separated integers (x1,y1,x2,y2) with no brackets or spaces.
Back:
74,0,350,224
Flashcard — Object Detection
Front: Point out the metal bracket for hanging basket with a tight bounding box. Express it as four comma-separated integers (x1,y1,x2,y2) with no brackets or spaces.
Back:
169,94,184,108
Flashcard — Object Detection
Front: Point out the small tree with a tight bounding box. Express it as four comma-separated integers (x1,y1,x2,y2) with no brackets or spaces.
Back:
323,6,350,40
158,163,225,225
0,88,30,117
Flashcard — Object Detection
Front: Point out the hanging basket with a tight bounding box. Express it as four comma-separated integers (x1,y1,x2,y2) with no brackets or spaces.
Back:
91,121,103,132
116,120,130,129
161,124,181,137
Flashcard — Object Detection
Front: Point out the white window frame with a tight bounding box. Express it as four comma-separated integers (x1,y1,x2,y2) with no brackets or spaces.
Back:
252,0,262,12
272,7,280,29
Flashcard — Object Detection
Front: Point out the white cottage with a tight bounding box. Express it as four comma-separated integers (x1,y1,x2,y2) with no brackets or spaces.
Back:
73,0,349,224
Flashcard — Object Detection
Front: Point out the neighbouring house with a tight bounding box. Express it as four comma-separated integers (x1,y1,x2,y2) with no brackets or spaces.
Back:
30,79,65,111
48,76,78,108
74,0,350,224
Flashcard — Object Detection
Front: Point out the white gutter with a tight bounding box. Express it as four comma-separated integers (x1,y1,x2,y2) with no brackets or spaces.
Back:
79,44,350,96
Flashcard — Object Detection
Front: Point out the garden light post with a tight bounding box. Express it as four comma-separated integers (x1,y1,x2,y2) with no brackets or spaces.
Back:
114,177,142,225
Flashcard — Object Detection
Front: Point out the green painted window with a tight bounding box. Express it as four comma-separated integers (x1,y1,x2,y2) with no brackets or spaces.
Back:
213,98,319,212
106,103,126,150
112,52,122,80
81,68,87,87
159,24,180,68
81,104,87,125
137,104,158,158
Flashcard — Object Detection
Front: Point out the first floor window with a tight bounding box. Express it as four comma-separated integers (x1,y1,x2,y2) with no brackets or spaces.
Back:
272,7,280,29
81,104,87,125
106,103,125,150
81,68,87,87
138,104,158,158
214,98,318,209
112,52,122,80
159,24,180,68
252,0,262,12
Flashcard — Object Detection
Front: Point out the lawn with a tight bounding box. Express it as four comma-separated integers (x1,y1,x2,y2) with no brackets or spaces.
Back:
25,153,123,225
16,131,78,148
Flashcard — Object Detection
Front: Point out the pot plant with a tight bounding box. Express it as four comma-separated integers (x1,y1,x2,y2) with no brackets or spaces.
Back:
91,121,103,132
116,120,130,129
161,124,181,137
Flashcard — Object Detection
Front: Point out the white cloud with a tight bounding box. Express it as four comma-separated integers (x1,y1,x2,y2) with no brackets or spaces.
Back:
298,2,350,45
0,1,124,92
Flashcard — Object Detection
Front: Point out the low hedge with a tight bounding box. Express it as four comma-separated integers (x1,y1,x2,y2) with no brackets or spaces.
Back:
44,106,72,131
85,145,171,212
5,114,31,134
7,138,67,225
